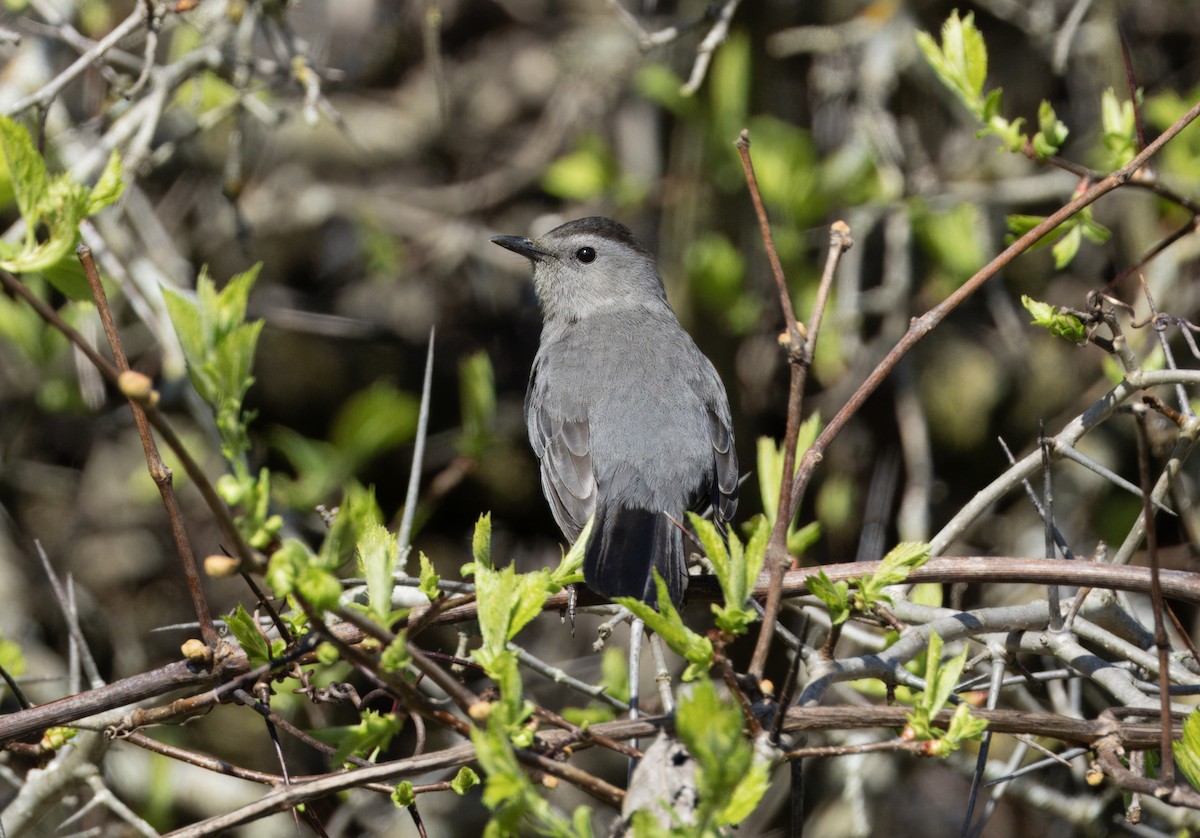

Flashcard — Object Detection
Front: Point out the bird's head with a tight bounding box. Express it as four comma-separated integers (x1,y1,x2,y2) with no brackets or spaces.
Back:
491,217,668,323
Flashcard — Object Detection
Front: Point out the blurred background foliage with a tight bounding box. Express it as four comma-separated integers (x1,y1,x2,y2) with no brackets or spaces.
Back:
1,0,1200,834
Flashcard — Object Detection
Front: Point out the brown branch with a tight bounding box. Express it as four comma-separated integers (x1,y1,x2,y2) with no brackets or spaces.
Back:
159,702,1187,836
784,96,1200,531
79,244,217,648
1135,410,1174,792
0,263,259,573
5,555,1197,749
738,122,853,684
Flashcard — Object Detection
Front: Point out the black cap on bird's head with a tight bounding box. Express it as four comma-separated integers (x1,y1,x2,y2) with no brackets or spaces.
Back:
491,217,667,321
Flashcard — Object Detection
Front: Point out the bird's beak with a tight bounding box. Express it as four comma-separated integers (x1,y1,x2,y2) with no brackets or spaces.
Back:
491,235,553,262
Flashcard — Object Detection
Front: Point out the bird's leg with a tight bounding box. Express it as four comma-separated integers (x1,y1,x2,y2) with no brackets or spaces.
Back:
565,583,577,636
627,615,645,783
648,631,675,713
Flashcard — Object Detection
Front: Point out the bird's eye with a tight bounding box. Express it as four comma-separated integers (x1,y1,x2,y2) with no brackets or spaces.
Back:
576,247,596,264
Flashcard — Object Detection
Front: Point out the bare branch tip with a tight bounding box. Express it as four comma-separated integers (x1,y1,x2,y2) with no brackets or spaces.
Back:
830,220,853,249
736,128,750,148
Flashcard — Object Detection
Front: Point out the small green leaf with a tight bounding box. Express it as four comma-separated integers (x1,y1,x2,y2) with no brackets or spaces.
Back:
451,766,480,796
312,709,404,767
635,63,697,117
541,135,614,201
550,514,592,588
1021,295,1086,342
459,351,497,458
381,632,411,673
265,538,312,598
359,523,398,622
418,552,440,601
298,565,343,614
1051,225,1082,270
806,570,851,625
1031,100,1069,159
0,634,26,678
1174,709,1200,791
225,604,274,667
944,702,989,747
330,382,418,465
472,513,493,571
719,751,772,825
916,11,989,117
874,542,932,586
675,678,767,829
86,148,125,214
787,520,821,556
615,572,713,681
391,781,415,808
41,727,78,750
1101,87,1138,169
0,116,48,224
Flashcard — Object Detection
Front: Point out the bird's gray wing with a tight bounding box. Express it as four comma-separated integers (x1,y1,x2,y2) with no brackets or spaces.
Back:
706,405,739,528
527,367,597,541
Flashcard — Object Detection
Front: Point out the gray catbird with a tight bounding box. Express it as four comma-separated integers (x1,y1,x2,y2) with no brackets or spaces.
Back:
491,217,738,605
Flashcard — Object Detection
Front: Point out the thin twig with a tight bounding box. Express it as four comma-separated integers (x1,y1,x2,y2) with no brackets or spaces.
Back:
79,244,218,648
792,97,1200,543
1041,428,1063,632
1134,410,1174,792
4,5,148,116
680,0,742,96
398,327,435,565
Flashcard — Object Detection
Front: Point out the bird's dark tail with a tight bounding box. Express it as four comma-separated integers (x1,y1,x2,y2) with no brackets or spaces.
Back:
583,504,686,605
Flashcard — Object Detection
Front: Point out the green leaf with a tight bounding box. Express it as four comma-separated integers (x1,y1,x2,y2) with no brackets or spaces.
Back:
298,565,343,614
1,179,89,279
1101,87,1138,169
1031,100,1068,159
1021,295,1086,342
451,766,480,796
550,514,592,588
615,572,713,681
944,702,989,747
358,522,399,622
922,631,965,716
916,11,989,117
719,751,772,826
873,542,932,587
418,552,441,601
319,485,381,570
225,603,277,667
806,570,851,625
473,563,553,661
756,416,822,552
709,29,750,128
86,148,125,215
698,512,768,636
312,709,404,767
675,678,768,830
391,781,415,808
1051,225,1081,270
635,63,697,118
265,538,312,599
381,632,411,673
691,513,732,593
1174,709,1200,791
541,135,614,201
787,520,820,556
0,116,48,225
471,513,493,571
0,633,26,678
330,382,418,466
459,351,497,457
